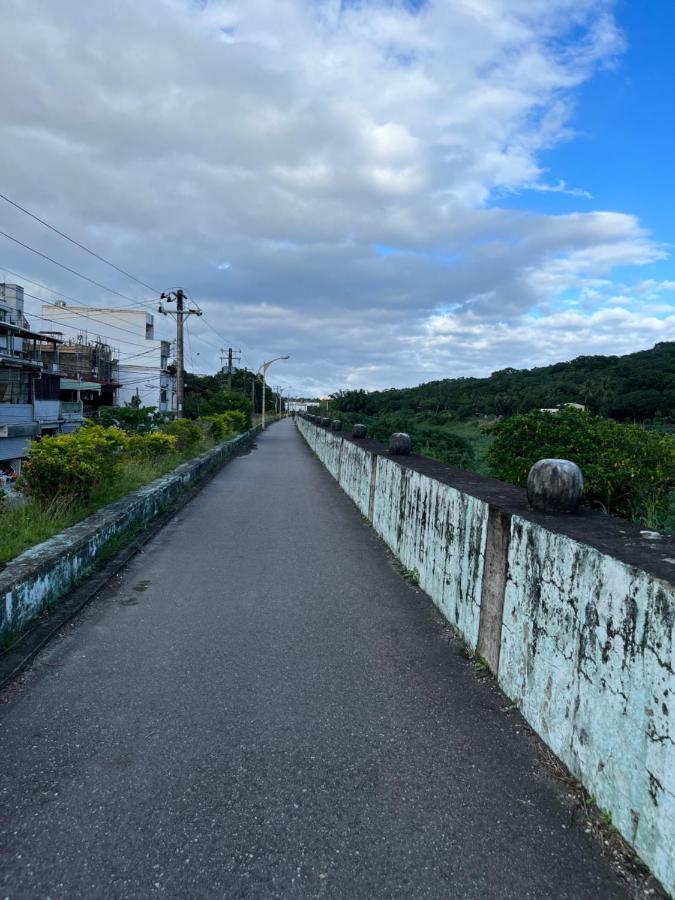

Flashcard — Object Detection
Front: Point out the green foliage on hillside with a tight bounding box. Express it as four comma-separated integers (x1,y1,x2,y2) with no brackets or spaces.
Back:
323,342,674,531
488,408,675,528
185,368,285,423
331,342,675,423
312,406,483,470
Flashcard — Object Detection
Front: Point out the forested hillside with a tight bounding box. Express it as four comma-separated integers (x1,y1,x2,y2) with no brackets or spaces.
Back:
332,341,675,423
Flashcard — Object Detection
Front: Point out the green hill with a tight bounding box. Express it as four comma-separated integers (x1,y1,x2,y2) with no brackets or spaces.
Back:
332,341,675,423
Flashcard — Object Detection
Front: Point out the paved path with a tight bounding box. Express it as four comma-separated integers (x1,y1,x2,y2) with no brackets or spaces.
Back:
1,420,628,898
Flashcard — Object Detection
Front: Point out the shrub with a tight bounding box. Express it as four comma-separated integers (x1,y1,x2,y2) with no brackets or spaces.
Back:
204,410,247,442
97,406,166,434
160,418,202,452
19,425,129,504
126,432,177,459
488,408,675,525
205,415,226,442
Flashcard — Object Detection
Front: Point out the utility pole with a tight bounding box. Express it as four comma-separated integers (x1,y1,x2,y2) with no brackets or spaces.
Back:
226,348,241,392
158,288,202,418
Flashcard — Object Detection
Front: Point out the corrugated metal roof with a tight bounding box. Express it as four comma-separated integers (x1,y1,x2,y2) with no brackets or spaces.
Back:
60,379,102,393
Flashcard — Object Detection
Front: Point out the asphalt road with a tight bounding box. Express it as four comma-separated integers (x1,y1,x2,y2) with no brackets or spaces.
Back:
0,419,629,899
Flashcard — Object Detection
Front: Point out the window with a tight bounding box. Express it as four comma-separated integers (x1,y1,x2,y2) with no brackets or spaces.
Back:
34,372,60,400
160,388,167,403
0,369,32,403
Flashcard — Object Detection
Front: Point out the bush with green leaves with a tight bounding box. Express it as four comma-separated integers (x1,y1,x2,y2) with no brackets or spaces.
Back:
159,418,203,452
97,405,170,434
488,407,675,526
126,432,178,459
204,410,247,441
19,424,129,504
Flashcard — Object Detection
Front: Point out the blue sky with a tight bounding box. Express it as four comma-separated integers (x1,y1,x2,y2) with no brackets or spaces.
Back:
1,0,673,394
503,0,675,274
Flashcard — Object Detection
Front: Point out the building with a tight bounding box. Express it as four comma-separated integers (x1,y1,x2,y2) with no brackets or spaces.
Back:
286,399,313,412
40,336,119,413
539,403,587,414
41,304,175,412
0,284,62,475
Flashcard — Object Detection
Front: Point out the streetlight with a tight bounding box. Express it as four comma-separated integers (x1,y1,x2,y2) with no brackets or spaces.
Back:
276,386,287,416
257,356,289,429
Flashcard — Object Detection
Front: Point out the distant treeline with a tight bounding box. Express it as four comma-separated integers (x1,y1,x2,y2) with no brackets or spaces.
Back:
329,341,675,423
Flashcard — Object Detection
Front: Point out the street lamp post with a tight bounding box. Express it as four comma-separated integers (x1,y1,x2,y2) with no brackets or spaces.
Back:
276,386,287,416
257,356,289,429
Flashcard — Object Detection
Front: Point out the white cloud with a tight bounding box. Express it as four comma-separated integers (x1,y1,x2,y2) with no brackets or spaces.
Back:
524,179,594,199
0,0,668,393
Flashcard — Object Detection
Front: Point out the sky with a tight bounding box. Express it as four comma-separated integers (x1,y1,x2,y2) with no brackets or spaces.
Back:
0,0,673,397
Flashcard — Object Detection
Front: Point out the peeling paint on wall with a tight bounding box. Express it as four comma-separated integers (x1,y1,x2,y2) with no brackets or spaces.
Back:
296,416,675,895
372,458,488,649
498,518,675,893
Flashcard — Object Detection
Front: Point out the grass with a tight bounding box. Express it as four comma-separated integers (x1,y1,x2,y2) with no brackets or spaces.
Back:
403,566,421,586
0,432,239,566
441,418,495,476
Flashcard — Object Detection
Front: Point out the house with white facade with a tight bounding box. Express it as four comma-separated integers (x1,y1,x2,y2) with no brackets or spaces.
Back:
42,304,175,412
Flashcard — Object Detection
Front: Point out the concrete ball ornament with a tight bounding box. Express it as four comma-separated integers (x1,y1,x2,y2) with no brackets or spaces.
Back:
389,432,412,455
527,459,583,514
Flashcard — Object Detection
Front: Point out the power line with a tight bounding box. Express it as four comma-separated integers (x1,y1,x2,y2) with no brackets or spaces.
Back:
22,293,158,351
0,263,144,312
1,264,169,344
2,264,174,349
185,319,201,375
0,228,155,309
0,191,160,294
0,195,245,368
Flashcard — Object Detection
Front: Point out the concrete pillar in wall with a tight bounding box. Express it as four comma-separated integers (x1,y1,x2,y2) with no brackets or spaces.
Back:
477,507,512,674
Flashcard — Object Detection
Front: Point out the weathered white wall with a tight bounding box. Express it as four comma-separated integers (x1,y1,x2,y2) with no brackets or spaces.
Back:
296,416,675,895
499,518,675,893
372,458,488,649
336,438,373,517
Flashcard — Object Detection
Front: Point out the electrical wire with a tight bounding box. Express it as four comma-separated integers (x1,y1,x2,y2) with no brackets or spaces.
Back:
0,228,156,309
0,208,246,372
0,263,147,312
22,295,159,352
0,191,160,294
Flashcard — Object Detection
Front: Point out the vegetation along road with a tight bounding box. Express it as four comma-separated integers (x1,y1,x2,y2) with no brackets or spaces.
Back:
1,420,636,898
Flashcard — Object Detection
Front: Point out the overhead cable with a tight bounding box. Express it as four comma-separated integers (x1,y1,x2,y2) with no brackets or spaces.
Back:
0,191,160,294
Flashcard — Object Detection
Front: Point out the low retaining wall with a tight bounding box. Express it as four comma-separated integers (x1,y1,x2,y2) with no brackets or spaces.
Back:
297,415,675,894
0,426,261,638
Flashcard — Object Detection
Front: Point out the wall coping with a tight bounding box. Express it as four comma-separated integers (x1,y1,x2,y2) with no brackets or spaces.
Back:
0,427,260,597
308,421,675,588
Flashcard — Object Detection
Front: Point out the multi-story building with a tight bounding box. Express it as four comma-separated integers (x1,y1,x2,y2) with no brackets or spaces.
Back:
0,284,62,476
41,304,175,412
40,336,119,414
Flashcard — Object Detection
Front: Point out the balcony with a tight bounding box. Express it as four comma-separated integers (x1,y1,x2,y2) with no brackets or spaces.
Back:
61,400,84,423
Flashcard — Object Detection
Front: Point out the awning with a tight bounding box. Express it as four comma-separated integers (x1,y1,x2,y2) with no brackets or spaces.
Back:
60,379,102,393
0,321,62,342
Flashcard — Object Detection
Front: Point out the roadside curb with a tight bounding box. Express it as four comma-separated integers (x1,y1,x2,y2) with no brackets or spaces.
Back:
0,426,261,655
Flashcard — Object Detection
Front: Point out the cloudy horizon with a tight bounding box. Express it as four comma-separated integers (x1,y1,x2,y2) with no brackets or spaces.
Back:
1,0,673,397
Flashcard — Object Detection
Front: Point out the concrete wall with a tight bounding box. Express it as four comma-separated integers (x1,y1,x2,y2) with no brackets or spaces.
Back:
296,416,675,895
0,426,261,638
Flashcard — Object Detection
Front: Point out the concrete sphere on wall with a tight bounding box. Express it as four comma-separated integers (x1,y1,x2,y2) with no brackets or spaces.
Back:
321,417,331,428
331,420,342,432
352,424,367,438
527,459,583,514
389,432,412,455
